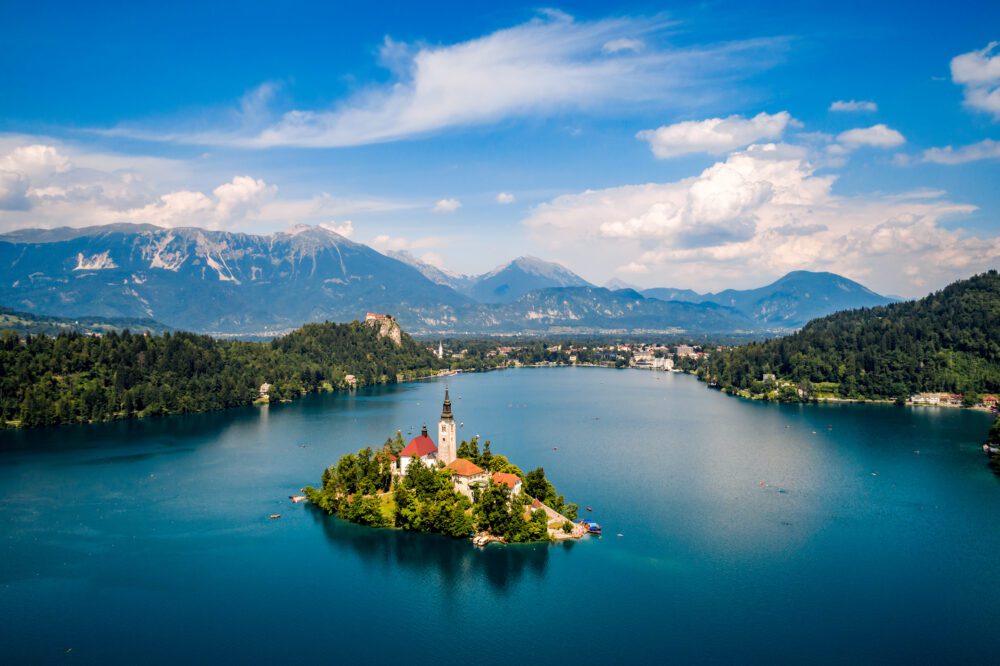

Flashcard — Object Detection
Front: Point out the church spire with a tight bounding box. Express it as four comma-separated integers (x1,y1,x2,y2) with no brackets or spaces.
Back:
441,386,453,420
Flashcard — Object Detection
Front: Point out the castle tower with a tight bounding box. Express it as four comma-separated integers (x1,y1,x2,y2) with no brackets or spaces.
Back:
438,387,457,464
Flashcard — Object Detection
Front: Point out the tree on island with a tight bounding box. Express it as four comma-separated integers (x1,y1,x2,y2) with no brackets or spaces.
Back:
307,434,578,543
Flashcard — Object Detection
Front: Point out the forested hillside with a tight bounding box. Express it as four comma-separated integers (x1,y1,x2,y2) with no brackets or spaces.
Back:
0,321,444,428
699,270,1000,401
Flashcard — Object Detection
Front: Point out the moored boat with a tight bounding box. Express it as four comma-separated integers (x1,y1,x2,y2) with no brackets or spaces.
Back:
582,520,602,535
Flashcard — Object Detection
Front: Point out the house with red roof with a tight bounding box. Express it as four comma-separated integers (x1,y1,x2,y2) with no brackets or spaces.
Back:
446,458,488,499
981,394,998,409
492,471,522,496
397,425,438,475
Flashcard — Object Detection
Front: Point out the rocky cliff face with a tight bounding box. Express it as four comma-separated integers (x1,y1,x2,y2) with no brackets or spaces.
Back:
363,315,402,345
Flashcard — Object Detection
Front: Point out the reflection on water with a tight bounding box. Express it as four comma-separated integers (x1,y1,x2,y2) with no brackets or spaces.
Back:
307,505,553,592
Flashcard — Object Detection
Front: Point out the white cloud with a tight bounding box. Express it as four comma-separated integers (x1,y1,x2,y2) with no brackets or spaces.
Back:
107,13,781,148
433,197,461,213
951,41,1000,119
0,137,412,233
319,220,354,237
829,99,877,112
0,171,30,210
496,191,515,204
371,234,442,253
921,139,1000,165
836,124,906,149
637,111,795,158
212,176,275,222
524,144,993,297
0,144,71,179
618,261,650,274
419,251,447,268
602,38,644,54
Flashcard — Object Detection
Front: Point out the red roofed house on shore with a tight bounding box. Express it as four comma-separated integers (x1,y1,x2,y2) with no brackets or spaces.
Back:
398,425,437,475
981,394,998,409
446,458,488,499
492,471,522,496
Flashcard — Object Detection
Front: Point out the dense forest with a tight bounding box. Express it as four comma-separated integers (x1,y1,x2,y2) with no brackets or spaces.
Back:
0,320,445,428
698,270,1000,402
304,436,576,542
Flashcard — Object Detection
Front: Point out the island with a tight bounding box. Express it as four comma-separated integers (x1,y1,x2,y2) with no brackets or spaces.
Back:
304,388,589,544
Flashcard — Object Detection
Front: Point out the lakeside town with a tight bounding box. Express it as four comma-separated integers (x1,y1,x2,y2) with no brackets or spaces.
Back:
423,336,1000,413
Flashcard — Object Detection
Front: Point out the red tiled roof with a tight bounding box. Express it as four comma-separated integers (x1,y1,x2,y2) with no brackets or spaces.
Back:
446,458,485,476
400,434,437,457
492,472,520,489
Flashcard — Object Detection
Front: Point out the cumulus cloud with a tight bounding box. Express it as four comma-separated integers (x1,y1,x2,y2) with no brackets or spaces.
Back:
829,100,878,112
319,220,354,237
637,111,795,158
951,41,1000,119
0,137,412,233
496,192,515,204
0,144,71,179
107,13,782,148
524,144,993,296
836,124,906,149
921,139,1000,164
123,176,274,229
432,197,461,213
212,176,275,222
0,171,30,210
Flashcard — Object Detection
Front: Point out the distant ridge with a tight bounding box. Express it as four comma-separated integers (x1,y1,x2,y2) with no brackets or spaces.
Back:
0,223,893,335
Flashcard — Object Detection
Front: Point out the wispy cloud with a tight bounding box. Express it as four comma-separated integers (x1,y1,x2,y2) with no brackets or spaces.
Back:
829,99,877,112
637,111,796,158
921,138,1000,164
103,12,784,148
496,192,515,204
951,41,1000,120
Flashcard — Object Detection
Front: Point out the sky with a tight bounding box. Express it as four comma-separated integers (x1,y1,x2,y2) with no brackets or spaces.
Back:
1,0,999,297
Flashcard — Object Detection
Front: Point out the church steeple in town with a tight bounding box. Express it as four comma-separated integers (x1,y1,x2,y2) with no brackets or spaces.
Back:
441,387,453,420
437,386,457,464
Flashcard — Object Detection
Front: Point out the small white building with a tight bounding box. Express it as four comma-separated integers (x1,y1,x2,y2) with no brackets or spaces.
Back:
492,472,522,496
397,425,438,476
446,458,488,499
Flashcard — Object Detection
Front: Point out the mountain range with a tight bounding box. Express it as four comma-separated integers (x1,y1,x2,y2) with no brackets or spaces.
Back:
0,223,894,336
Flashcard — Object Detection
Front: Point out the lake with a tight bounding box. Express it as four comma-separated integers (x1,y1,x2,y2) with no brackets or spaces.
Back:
1,367,998,664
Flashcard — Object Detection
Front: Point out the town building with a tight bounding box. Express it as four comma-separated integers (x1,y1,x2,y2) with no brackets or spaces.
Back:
492,471,522,495
397,424,438,475
446,458,488,499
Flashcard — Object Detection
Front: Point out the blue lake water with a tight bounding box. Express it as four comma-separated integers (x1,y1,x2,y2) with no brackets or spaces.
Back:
1,367,998,664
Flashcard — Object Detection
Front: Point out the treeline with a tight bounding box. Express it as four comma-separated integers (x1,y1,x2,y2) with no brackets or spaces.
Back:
0,321,444,428
698,270,1000,402
305,438,576,543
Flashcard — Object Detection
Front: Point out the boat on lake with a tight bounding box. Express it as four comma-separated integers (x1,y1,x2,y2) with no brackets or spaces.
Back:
582,520,602,535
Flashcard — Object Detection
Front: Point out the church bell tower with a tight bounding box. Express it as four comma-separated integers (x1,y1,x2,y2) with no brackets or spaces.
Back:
438,387,457,464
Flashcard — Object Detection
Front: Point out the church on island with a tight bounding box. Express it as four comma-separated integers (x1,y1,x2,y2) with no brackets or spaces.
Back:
396,388,521,500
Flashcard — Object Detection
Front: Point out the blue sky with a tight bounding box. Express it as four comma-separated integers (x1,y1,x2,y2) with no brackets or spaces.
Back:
1,0,999,296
